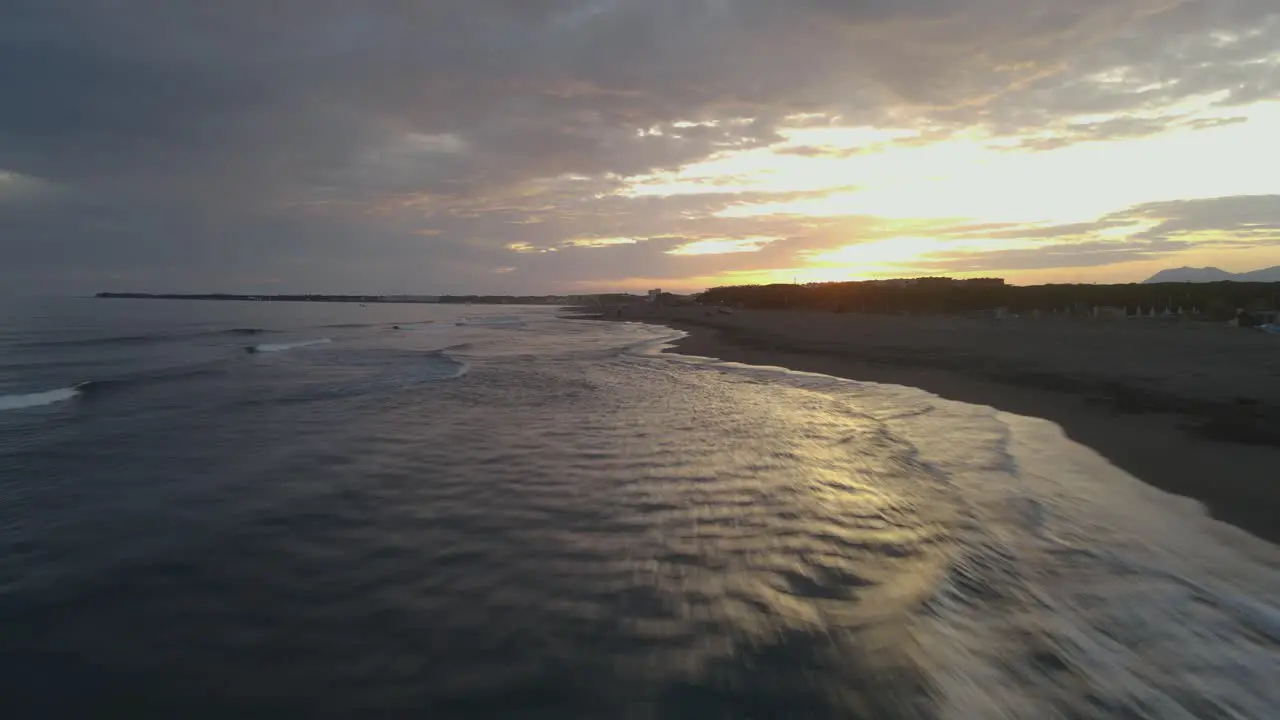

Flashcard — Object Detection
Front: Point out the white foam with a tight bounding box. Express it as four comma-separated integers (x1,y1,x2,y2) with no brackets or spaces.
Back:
422,351,470,381
880,407,1280,719
434,359,470,381
249,338,332,353
0,386,79,411
618,328,1280,717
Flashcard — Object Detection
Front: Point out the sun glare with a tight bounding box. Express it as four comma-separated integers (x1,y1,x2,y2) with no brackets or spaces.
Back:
619,100,1280,285
805,236,947,267
625,103,1280,231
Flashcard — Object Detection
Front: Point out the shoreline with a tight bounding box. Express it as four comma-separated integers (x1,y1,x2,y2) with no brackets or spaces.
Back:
595,308,1280,544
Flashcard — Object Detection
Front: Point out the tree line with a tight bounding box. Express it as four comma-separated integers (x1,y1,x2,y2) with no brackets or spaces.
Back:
695,279,1280,320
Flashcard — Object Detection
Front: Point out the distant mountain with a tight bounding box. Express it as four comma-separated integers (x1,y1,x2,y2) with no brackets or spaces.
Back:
1143,266,1280,283
1237,266,1280,282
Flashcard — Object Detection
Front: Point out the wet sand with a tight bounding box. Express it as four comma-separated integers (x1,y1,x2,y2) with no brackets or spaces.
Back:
595,306,1280,543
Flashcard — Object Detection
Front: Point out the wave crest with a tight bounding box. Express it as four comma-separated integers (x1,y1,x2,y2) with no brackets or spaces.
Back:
16,327,281,350
424,351,469,380
246,338,332,354
0,386,80,411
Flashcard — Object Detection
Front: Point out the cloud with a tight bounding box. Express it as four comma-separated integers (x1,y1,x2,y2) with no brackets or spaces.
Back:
563,237,641,248
907,195,1280,273
666,237,779,256
2,0,1279,292
1125,194,1280,238
981,195,1280,246
956,6,1280,139
1012,114,1251,151
0,169,56,203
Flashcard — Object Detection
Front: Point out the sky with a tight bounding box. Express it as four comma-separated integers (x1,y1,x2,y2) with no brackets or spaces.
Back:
2,1,1279,295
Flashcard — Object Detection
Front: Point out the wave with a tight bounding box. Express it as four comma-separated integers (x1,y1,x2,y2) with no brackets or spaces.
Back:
3,339,456,414
390,321,435,330
1,364,233,412
246,338,332,354
13,327,279,350
222,328,275,336
14,334,166,350
234,349,468,408
611,332,1280,716
905,411,1280,718
454,314,526,328
424,351,469,380
0,386,81,411
72,377,164,399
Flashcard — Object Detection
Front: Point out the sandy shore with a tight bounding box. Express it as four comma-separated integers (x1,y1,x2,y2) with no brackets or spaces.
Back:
595,305,1280,543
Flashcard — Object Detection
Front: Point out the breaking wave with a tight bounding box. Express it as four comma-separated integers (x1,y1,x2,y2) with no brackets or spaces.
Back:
246,338,332,354
72,366,225,399
3,309,1278,715
13,327,278,350
0,386,80,411
1,365,233,412
423,351,468,380
616,338,1280,718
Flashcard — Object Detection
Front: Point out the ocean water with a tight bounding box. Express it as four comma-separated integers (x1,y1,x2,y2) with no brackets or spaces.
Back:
2,298,1279,718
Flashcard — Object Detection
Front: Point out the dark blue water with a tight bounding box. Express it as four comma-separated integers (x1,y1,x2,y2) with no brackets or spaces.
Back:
2,298,1278,718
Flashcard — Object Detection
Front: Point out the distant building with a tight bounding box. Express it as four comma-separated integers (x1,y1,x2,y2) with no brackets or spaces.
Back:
647,288,661,303
865,276,1006,288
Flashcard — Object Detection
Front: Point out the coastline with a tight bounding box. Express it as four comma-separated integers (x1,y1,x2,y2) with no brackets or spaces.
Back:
595,306,1280,544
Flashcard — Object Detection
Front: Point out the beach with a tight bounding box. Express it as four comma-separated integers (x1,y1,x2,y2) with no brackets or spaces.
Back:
598,305,1280,543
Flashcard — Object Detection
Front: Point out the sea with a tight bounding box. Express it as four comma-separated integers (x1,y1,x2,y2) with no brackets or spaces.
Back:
2,297,1279,718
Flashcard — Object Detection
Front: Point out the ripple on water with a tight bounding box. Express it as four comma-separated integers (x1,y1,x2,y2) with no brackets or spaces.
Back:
4,315,1279,717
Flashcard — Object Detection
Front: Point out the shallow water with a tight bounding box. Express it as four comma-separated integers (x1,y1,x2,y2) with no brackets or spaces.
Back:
2,298,1278,718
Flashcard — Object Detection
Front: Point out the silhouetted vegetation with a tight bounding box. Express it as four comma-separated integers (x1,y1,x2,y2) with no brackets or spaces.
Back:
437,294,639,305
696,279,1280,320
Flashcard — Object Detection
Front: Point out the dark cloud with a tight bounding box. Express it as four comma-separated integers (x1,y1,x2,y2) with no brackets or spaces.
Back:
917,239,1183,273
961,4,1280,138
1127,195,1280,240
915,195,1280,273
775,145,870,159
999,195,1280,244
2,0,1278,293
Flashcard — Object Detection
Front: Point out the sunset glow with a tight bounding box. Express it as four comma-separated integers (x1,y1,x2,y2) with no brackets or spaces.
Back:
4,3,1279,294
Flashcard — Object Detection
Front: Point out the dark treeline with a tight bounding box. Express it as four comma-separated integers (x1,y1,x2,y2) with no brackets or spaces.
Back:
437,294,638,304
697,278,1280,319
